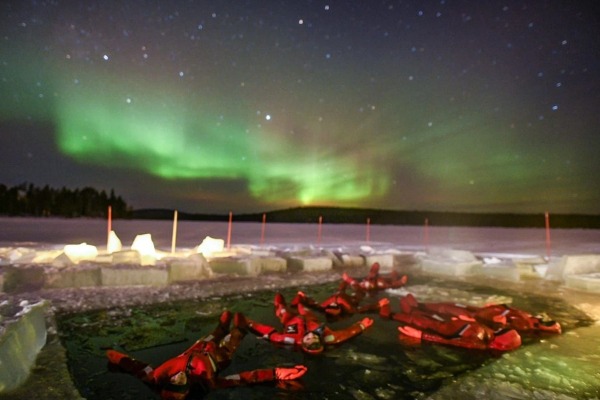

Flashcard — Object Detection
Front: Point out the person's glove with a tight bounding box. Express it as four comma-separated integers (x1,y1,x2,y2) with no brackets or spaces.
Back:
359,317,374,330
378,298,391,318
275,365,307,380
398,325,422,339
106,349,127,365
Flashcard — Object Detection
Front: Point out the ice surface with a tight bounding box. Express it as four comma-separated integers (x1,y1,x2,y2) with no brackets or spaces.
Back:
546,254,600,281
0,218,599,399
429,324,600,399
565,273,600,293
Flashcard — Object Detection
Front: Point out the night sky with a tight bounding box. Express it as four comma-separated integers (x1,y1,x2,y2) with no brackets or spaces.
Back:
1,1,599,215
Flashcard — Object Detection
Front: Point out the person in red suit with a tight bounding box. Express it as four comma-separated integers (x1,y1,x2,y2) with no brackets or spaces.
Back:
378,297,521,351
342,262,408,293
402,294,561,334
106,310,307,400
291,281,381,320
239,292,374,354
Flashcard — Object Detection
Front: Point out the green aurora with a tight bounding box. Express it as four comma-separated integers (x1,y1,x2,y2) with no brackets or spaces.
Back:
1,1,598,214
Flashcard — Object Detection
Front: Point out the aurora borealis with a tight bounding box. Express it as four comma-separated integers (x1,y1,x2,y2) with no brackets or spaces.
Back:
1,1,599,214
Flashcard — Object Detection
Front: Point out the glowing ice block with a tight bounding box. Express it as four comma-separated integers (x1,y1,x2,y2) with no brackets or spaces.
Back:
196,236,225,257
0,301,48,393
63,243,98,263
107,230,122,254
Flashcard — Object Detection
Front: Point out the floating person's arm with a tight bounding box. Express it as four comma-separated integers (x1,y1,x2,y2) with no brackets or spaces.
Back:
398,325,489,350
398,324,522,351
367,262,380,280
341,272,360,288
296,302,322,321
243,317,294,344
322,317,373,345
106,349,155,383
292,291,324,312
356,301,381,314
214,365,307,388
379,297,423,322
381,272,408,289
477,305,561,334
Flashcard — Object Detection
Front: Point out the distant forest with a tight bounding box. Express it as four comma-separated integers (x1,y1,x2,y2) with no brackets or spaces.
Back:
134,206,600,229
0,183,131,218
2,183,599,229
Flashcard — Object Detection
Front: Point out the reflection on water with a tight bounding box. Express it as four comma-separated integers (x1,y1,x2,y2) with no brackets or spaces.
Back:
58,280,596,399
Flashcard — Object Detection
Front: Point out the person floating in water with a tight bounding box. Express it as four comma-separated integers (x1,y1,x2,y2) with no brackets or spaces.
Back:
342,262,408,293
291,281,382,320
378,297,522,351
399,293,561,334
106,310,307,400
239,292,374,354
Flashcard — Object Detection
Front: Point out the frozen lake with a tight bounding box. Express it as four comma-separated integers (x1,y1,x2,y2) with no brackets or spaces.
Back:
1,217,599,257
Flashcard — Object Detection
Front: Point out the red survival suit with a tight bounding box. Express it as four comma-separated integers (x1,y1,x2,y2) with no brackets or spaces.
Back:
342,262,408,293
291,281,381,320
379,297,521,352
106,310,306,400
242,293,373,354
406,294,561,334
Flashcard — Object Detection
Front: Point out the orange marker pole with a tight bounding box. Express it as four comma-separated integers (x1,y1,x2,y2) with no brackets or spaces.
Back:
545,211,551,260
227,211,233,249
107,205,112,250
260,213,266,245
317,215,323,244
366,217,371,243
171,210,178,254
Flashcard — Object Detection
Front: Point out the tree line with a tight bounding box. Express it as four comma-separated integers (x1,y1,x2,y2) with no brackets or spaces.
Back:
0,183,131,218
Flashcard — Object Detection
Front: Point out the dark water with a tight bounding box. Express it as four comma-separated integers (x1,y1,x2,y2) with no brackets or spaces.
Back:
57,279,593,400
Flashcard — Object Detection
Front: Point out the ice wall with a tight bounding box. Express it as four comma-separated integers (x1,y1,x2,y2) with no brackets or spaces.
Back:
0,300,48,393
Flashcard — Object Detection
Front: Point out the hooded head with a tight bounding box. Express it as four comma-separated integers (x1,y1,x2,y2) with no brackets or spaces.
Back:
301,329,324,355
489,329,521,351
160,371,190,400
535,318,562,334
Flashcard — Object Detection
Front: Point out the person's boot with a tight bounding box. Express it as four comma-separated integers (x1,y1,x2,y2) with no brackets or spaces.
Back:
274,292,286,307
233,312,249,332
